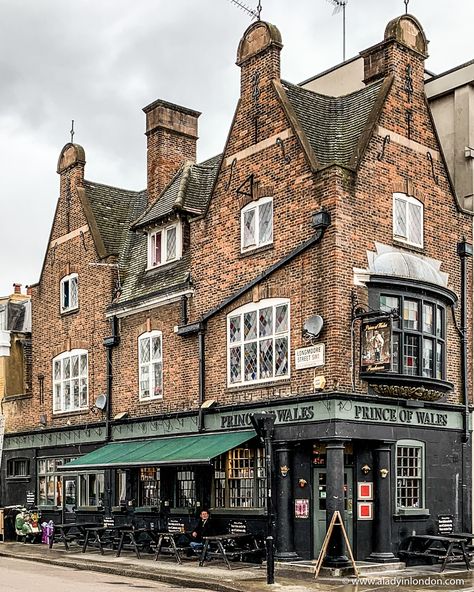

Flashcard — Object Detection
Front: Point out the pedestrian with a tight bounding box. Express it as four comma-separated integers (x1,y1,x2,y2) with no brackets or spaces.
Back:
190,509,214,553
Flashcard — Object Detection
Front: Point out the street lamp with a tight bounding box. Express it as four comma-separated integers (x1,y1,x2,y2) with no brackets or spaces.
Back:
251,412,275,585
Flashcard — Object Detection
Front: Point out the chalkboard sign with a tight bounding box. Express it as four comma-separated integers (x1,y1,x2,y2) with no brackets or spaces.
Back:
229,520,247,534
167,518,185,533
438,514,454,535
26,491,35,505
103,516,115,528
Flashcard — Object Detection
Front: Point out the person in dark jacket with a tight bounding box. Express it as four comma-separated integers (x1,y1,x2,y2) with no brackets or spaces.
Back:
190,509,214,552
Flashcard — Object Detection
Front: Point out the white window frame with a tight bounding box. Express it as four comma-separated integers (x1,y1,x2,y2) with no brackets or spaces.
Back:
60,273,79,313
147,222,182,269
227,298,290,387
52,349,88,413
240,196,273,253
138,330,163,401
393,193,423,248
396,439,427,514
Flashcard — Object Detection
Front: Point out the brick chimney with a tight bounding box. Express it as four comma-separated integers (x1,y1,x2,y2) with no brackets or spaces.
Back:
13,283,21,294
360,14,428,85
143,99,200,205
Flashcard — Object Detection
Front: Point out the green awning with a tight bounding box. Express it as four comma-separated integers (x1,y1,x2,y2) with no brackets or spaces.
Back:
62,431,255,470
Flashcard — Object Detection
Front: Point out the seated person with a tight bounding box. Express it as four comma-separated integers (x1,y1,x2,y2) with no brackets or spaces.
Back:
190,509,214,552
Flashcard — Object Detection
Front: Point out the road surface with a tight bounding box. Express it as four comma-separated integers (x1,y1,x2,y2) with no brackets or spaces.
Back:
0,557,213,592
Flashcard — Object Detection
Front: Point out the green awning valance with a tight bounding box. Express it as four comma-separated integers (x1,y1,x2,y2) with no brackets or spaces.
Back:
62,430,255,470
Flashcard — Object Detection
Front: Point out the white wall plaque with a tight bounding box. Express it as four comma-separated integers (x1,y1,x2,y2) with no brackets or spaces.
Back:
295,344,325,369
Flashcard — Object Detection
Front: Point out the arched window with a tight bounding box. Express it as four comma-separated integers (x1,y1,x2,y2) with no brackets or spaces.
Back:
241,196,273,252
227,298,290,386
393,193,423,248
53,349,88,412
138,331,163,400
60,273,79,313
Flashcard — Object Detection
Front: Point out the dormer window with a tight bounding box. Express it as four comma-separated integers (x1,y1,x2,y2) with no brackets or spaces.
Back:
393,193,423,248
60,273,78,313
148,222,182,268
241,197,273,253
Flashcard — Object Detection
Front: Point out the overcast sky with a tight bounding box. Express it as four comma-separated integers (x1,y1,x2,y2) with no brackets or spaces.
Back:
0,0,473,296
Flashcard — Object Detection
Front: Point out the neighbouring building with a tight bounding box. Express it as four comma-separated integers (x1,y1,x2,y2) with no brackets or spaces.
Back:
1,13,473,566
0,284,31,502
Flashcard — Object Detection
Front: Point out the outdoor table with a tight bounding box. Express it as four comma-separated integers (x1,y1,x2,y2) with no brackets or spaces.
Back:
154,531,191,564
116,525,154,559
400,534,471,572
49,522,99,550
82,524,130,555
199,533,262,570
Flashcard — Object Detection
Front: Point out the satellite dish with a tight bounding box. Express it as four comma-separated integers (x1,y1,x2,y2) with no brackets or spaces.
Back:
95,394,107,411
303,315,324,338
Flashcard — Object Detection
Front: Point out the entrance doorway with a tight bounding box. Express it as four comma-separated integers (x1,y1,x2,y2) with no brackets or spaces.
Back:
313,468,353,558
62,476,78,523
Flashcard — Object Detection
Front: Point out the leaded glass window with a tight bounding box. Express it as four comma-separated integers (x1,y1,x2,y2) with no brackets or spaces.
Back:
175,468,196,508
241,197,273,252
60,273,78,313
148,222,182,268
228,299,290,385
52,350,88,412
393,193,423,248
138,331,163,400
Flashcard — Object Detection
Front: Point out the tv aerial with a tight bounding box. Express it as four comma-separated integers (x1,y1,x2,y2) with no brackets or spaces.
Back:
228,0,262,21
326,0,349,61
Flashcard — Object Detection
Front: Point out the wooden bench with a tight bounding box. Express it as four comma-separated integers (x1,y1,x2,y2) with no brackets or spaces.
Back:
399,534,471,572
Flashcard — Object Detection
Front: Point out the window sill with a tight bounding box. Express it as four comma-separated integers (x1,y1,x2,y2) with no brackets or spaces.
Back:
239,243,274,258
138,396,164,404
134,506,160,513
6,476,31,482
52,409,90,417
60,307,79,317
394,508,430,519
38,505,59,511
393,239,424,254
3,393,32,402
210,508,266,516
76,506,104,512
226,378,291,392
169,508,195,515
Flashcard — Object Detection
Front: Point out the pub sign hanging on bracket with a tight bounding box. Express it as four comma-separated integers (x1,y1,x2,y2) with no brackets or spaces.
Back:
360,318,392,373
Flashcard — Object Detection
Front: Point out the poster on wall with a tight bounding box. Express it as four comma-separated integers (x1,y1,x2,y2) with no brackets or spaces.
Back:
294,499,310,519
360,318,392,372
357,482,373,500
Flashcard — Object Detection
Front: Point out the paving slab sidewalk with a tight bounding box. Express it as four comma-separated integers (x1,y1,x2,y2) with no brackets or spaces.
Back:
1,542,474,592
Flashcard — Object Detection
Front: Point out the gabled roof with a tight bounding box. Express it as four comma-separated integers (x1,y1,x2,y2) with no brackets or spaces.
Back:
83,180,146,257
278,78,389,170
132,154,222,231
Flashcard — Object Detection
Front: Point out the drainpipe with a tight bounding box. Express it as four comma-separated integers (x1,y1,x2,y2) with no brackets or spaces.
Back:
103,316,120,443
457,240,472,532
197,327,206,432
457,240,473,445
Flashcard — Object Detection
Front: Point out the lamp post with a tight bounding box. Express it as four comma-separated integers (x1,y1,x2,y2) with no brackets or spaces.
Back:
251,412,275,585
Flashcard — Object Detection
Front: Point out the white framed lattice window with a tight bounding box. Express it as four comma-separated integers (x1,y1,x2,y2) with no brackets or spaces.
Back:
147,222,182,268
138,331,163,400
227,298,290,386
60,273,78,313
53,350,88,413
396,439,426,512
393,193,423,248
241,197,273,252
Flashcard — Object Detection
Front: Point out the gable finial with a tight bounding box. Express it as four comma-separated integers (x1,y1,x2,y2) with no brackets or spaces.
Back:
257,0,262,20
70,120,75,144
404,0,409,14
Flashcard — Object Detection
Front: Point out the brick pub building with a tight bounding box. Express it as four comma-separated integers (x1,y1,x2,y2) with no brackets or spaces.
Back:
1,14,473,565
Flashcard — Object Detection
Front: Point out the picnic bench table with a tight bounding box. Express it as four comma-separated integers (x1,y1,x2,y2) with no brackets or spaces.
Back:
49,522,98,550
154,531,192,564
399,534,471,572
82,524,129,555
199,533,263,570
